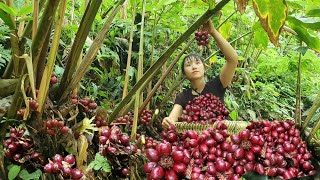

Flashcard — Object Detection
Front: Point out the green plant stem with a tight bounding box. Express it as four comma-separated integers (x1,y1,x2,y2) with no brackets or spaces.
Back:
58,0,126,102
302,92,320,131
147,12,157,109
122,0,136,99
22,0,46,39
108,0,231,123
32,0,60,83
159,74,184,109
138,38,194,115
57,0,102,98
36,0,67,115
295,42,302,127
307,115,320,142
131,0,146,141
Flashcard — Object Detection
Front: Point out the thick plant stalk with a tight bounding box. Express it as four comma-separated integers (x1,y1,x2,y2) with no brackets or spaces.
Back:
58,0,126,102
22,0,46,39
302,93,320,131
122,0,137,99
57,0,102,98
32,0,60,81
108,0,231,123
146,13,157,109
139,39,194,115
37,0,67,114
33,0,39,40
36,25,52,88
295,42,302,127
131,0,146,140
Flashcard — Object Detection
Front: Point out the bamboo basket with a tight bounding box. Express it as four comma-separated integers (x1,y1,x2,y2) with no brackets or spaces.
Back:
174,120,250,134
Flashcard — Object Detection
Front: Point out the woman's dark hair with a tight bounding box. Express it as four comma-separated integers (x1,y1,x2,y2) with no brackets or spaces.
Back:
181,53,204,74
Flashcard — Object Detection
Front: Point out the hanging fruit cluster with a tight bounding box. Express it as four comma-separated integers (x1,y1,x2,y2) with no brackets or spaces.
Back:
98,125,138,178
195,30,209,46
44,154,83,180
178,93,229,124
45,119,69,136
95,115,107,127
140,109,153,125
4,127,45,166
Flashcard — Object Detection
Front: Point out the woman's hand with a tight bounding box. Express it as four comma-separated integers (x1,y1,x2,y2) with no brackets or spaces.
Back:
162,117,176,129
201,20,215,35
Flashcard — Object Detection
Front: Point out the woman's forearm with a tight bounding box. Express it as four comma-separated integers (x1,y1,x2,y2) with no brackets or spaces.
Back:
209,28,238,64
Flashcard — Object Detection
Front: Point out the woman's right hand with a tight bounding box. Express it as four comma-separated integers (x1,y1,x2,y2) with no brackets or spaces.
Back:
162,117,176,129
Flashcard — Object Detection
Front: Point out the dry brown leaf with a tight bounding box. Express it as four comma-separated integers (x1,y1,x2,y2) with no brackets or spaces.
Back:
76,135,88,171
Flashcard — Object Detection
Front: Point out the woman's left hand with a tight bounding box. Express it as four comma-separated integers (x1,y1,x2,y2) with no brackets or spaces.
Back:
201,20,215,34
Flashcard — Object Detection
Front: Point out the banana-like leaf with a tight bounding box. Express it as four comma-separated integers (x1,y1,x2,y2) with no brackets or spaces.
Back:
287,23,320,53
252,0,288,46
306,8,320,17
0,2,18,16
218,21,232,40
0,9,14,29
252,22,268,50
287,16,320,31
76,135,88,171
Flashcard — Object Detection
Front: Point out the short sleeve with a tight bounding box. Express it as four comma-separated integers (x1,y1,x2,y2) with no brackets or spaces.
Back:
174,92,185,106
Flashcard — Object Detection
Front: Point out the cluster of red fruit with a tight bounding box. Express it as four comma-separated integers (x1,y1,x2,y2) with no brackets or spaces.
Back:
243,120,317,179
144,120,317,179
44,154,83,180
95,115,107,127
29,99,39,110
114,112,132,124
45,119,69,136
78,97,98,112
178,93,228,124
4,128,45,164
195,30,209,46
50,74,57,85
98,126,138,178
144,136,158,149
140,110,153,125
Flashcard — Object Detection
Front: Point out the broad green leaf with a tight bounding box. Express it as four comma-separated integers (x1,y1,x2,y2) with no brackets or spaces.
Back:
288,16,320,31
0,2,18,16
156,0,177,10
0,10,14,29
229,110,238,120
296,46,309,55
182,7,205,16
19,169,42,180
252,0,288,46
286,1,303,10
306,9,320,17
288,23,320,53
218,21,232,40
252,22,268,49
243,171,268,180
8,165,20,180
17,5,32,16
235,0,248,14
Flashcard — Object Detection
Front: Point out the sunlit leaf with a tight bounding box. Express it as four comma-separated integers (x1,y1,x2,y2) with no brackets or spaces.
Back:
286,1,303,10
252,0,288,46
19,169,42,180
218,21,232,40
288,22,320,53
0,10,14,29
306,8,320,17
229,110,238,120
252,22,268,49
0,2,18,16
287,16,320,31
17,4,32,16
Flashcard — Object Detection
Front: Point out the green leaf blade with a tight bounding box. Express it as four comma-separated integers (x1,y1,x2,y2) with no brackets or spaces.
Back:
8,165,21,180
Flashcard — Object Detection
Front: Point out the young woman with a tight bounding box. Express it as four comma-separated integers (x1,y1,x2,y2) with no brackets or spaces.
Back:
162,20,238,129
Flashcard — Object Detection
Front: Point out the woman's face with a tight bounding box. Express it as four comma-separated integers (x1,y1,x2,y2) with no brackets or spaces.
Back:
183,56,205,81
